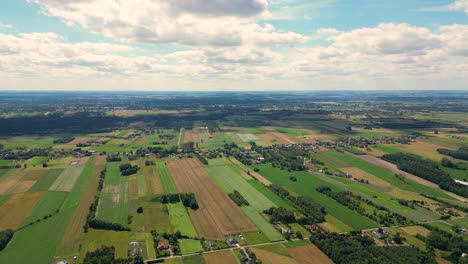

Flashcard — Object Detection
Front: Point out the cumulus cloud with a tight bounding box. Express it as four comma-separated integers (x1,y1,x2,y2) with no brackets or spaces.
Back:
330,23,442,55
1,21,468,90
27,0,305,47
450,0,468,13
0,31,159,77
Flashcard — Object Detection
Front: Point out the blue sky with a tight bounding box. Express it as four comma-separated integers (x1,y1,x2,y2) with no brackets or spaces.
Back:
1,0,468,90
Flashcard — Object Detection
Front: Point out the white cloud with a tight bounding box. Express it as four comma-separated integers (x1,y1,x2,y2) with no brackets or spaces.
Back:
1,21,468,90
0,22,12,29
28,0,306,47
330,23,442,55
421,0,468,13
450,0,468,13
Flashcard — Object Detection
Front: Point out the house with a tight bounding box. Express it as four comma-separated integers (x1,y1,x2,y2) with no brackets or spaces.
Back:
132,248,142,256
227,236,238,245
129,241,141,246
210,241,217,247
310,224,320,231
157,243,169,250
276,225,293,235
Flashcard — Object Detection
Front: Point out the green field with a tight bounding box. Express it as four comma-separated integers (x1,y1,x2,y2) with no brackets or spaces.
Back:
243,230,270,245
241,206,284,241
441,167,468,181
254,243,290,256
0,158,96,263
29,169,63,192
96,162,130,226
179,239,204,255
252,164,378,230
142,201,172,233
283,239,311,248
0,194,11,206
22,191,68,227
205,159,276,210
49,163,86,192
28,156,47,167
205,159,284,241
0,169,10,179
324,150,455,200
166,203,198,238
157,161,178,194
446,218,468,229
238,133,260,142
274,127,310,136
182,255,206,264
247,179,294,210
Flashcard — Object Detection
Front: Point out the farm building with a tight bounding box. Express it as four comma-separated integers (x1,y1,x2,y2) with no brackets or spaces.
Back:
132,248,142,256
157,243,169,250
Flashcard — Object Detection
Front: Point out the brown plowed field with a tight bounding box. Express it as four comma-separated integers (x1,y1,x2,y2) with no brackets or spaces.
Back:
287,244,334,264
250,248,296,264
204,250,239,264
339,167,390,187
258,132,295,145
167,159,256,240
0,191,44,230
184,129,199,143
128,175,138,200
0,169,48,195
144,166,163,195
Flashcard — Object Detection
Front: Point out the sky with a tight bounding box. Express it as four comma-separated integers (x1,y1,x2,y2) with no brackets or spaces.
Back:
0,0,468,91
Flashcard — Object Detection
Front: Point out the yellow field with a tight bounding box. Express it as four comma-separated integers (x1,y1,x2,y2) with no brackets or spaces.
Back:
0,191,44,230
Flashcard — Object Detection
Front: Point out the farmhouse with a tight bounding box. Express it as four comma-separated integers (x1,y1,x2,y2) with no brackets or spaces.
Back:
227,236,238,245
132,248,142,256
157,243,169,250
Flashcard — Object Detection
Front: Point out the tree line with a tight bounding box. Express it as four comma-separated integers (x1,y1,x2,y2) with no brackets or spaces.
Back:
160,193,199,210
317,185,411,226
269,184,326,224
311,231,435,264
84,169,130,232
382,153,467,198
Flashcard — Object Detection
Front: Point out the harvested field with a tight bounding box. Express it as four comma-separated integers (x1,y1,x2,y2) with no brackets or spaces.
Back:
0,169,48,195
258,132,295,145
287,244,333,264
128,175,138,200
339,167,390,187
204,250,239,264
320,214,352,233
144,166,163,195
49,161,88,192
143,201,172,233
0,191,44,230
400,225,431,237
250,248,296,264
228,157,272,185
393,141,449,161
167,159,256,240
56,162,105,257
355,155,440,189
184,129,199,143
238,133,259,142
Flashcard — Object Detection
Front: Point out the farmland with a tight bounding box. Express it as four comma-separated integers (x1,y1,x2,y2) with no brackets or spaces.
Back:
0,91,468,263
95,162,130,227
167,159,256,240
205,158,283,241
